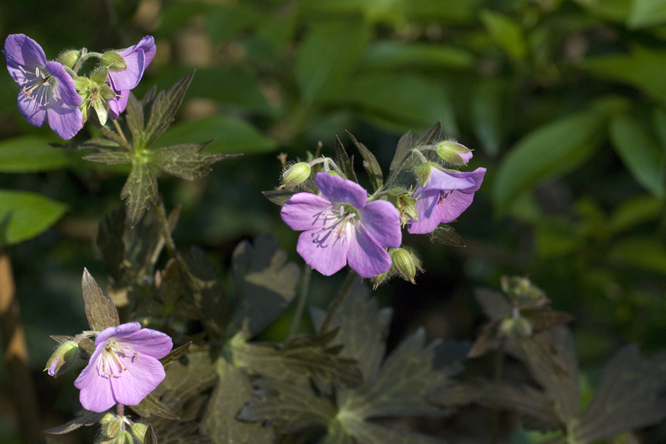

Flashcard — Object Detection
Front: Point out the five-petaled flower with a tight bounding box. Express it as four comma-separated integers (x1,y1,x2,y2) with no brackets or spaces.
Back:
74,323,172,412
407,166,486,234
106,36,156,119
2,34,82,140
281,172,402,278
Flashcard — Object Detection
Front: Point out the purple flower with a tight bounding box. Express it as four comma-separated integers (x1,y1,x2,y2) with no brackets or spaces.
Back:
281,172,402,278
407,167,486,234
2,34,82,140
106,36,156,119
74,323,172,412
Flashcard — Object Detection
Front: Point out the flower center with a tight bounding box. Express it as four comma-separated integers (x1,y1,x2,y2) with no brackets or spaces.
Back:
97,338,139,378
310,204,357,247
18,65,56,106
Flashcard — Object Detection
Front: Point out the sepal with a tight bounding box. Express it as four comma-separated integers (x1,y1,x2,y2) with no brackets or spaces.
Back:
44,340,79,377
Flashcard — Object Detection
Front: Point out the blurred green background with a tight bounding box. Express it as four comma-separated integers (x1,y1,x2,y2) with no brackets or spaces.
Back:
1,0,665,442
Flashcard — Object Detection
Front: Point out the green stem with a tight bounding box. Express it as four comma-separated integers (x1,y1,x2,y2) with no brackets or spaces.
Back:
320,270,358,334
113,119,130,148
288,264,312,339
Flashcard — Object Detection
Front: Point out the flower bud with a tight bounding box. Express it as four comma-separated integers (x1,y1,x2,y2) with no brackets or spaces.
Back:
498,315,532,337
390,248,421,284
102,417,122,439
281,162,311,188
116,431,134,444
101,51,127,71
435,140,473,166
501,276,549,308
99,413,117,425
57,50,81,69
44,340,79,378
131,423,148,443
387,187,418,226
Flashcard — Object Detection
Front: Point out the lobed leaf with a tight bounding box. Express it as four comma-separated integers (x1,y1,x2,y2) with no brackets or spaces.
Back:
201,357,273,444
333,136,358,183
120,162,158,227
230,332,363,389
148,141,240,180
427,225,465,247
229,234,299,337
81,268,119,332
0,136,77,172
237,377,337,432
43,410,107,435
82,150,133,165
129,393,180,420
160,342,192,370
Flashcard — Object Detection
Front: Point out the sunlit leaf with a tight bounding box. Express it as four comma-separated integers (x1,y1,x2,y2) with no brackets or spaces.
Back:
0,189,68,246
628,0,666,29
0,135,78,172
493,110,606,211
81,268,119,332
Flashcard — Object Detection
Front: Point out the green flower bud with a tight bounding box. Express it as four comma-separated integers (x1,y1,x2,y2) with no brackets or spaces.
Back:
101,51,127,71
498,315,533,337
282,162,311,188
99,413,117,425
390,248,421,284
116,431,134,444
131,423,148,443
44,340,79,378
103,418,122,439
435,140,472,166
501,276,549,308
57,50,81,69
387,187,418,226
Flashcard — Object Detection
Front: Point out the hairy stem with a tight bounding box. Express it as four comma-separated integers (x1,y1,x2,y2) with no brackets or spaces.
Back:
320,270,358,334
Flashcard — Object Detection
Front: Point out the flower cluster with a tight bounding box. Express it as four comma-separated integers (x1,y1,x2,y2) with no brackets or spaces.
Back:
2,34,155,139
279,138,485,282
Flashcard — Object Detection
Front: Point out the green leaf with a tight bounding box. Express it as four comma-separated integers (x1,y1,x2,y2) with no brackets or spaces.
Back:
432,381,561,432
230,331,363,389
609,195,664,234
128,393,180,420
609,236,666,274
160,342,192,370
609,113,665,198
156,115,277,154
493,110,606,211
82,150,133,165
179,247,228,340
339,416,446,444
362,41,474,70
570,0,631,22
124,93,145,145
582,46,666,104
427,225,465,247
334,136,359,183
572,346,666,444
295,19,372,104
43,411,107,435
141,71,196,149
0,189,68,246
342,329,450,418
237,377,337,432
0,136,78,172
229,234,300,337
81,268,119,332
201,357,273,444
148,141,240,180
346,131,383,191
343,74,457,136
628,0,666,28
312,278,391,385
480,10,527,61
121,162,158,227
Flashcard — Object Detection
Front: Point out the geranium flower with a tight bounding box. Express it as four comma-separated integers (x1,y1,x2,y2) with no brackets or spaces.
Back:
2,34,82,140
407,167,486,234
281,172,402,278
106,36,156,119
74,323,172,412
